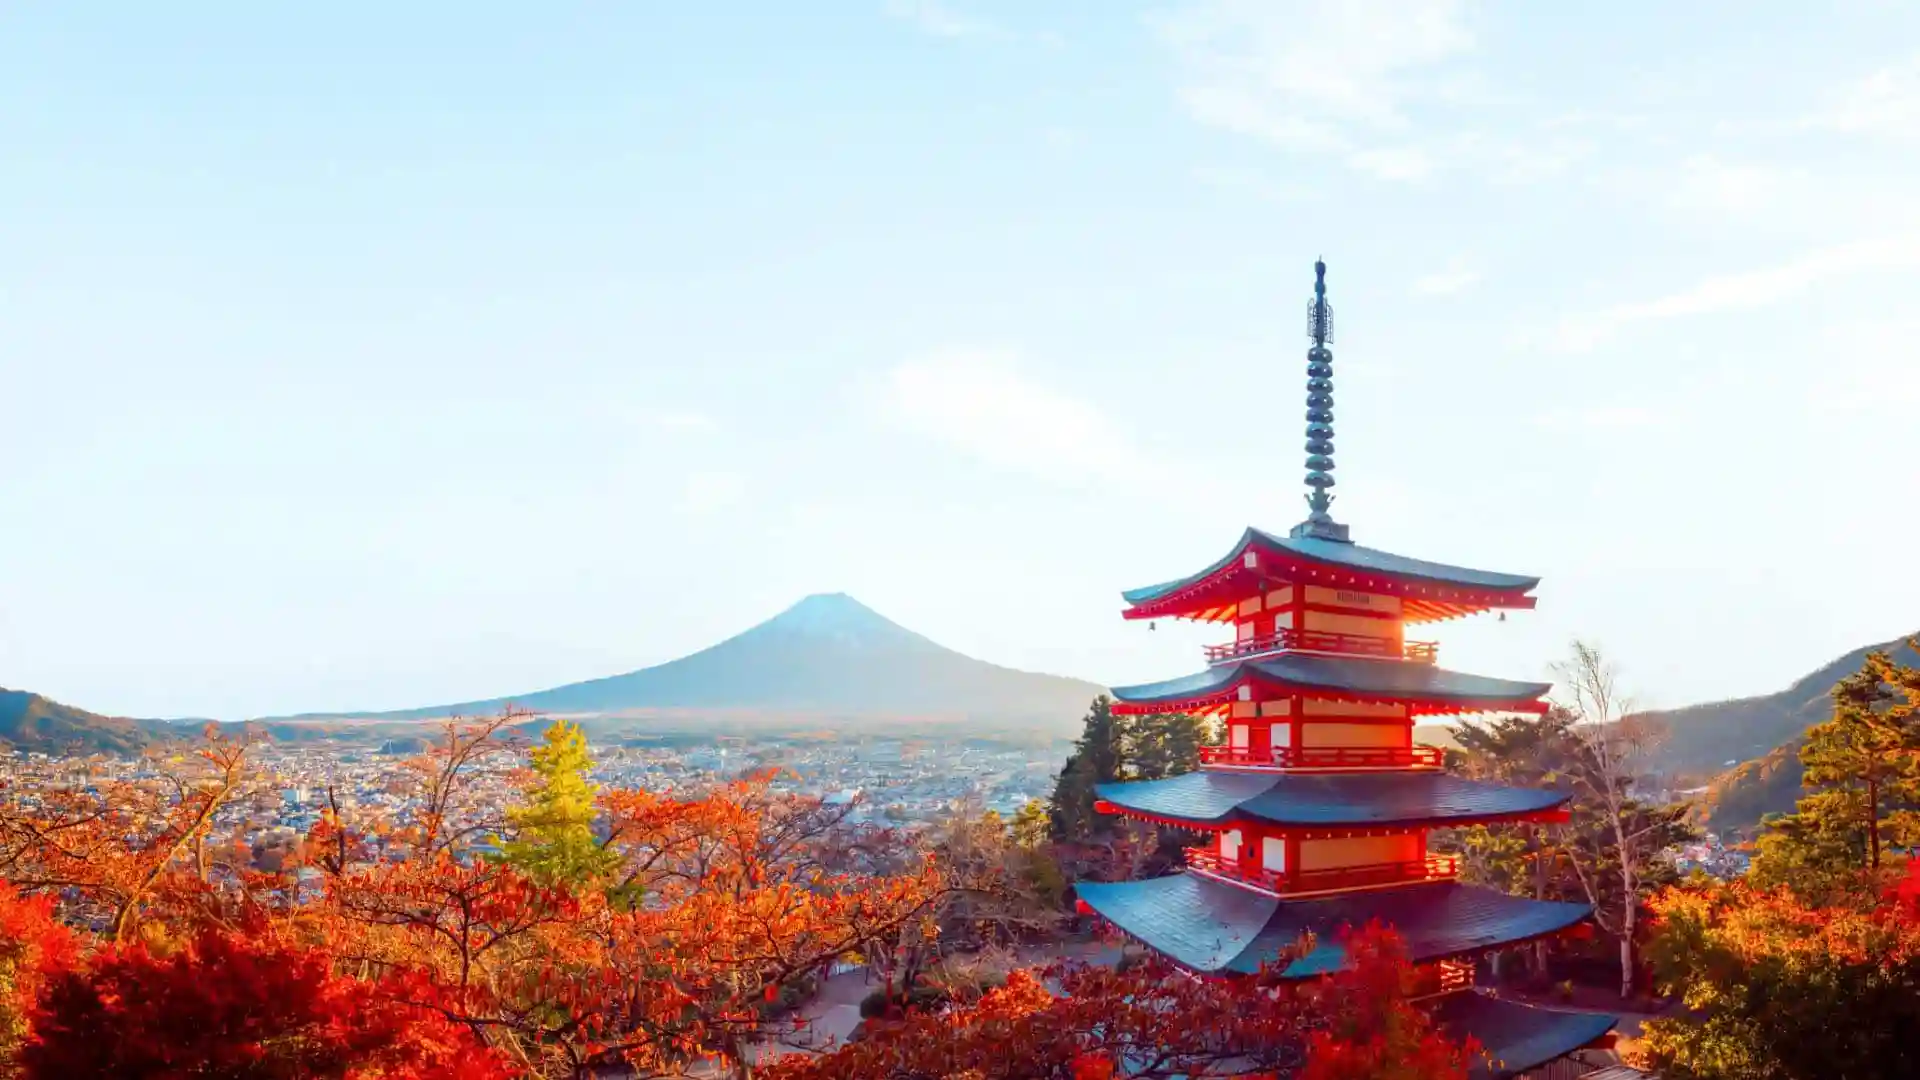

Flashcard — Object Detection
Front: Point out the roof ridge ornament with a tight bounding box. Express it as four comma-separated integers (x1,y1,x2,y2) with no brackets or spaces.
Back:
1292,258,1351,543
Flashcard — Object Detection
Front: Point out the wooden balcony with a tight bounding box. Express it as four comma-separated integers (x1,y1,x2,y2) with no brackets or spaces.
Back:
1205,627,1438,665
1184,848,1461,896
1197,744,1446,771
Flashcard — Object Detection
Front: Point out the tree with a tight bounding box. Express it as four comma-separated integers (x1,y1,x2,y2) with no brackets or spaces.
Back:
1639,865,1920,1080
1794,644,1920,870
762,924,1472,1080
1450,709,1580,981
1048,697,1127,844
0,884,75,1066
0,725,258,944
1554,641,1671,1000
1126,712,1211,782
498,719,616,887
17,925,513,1079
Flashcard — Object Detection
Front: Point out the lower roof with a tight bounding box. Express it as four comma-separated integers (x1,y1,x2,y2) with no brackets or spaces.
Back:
1074,874,1592,977
1094,770,1568,829
1110,654,1551,716
1430,991,1618,1079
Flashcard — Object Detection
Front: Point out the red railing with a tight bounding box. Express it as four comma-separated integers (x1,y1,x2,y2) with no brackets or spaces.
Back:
1197,744,1445,770
1204,628,1439,665
1184,849,1460,895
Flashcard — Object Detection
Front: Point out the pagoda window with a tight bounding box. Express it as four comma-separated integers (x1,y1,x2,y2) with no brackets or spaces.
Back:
1236,621,1256,643
1230,724,1249,750
1220,828,1242,862
1261,836,1287,872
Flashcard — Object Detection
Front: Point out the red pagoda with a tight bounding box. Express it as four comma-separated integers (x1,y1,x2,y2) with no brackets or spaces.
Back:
1074,262,1618,1079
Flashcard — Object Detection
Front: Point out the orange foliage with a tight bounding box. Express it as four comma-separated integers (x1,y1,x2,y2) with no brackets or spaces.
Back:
0,716,1466,1079
18,925,512,1079
762,923,1471,1080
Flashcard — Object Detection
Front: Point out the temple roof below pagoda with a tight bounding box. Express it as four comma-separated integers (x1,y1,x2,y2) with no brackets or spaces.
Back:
1121,528,1539,622
1093,770,1567,828
1109,654,1551,715
1074,874,1592,977
1430,991,1617,1079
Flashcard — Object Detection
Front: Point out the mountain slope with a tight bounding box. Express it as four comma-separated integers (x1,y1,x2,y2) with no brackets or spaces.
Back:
1642,632,1920,775
288,593,1108,729
0,689,170,755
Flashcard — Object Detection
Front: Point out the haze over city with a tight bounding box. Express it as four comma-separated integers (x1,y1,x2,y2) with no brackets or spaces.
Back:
7,1,1920,721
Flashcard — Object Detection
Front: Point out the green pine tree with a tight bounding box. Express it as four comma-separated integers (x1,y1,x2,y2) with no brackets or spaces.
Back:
1047,696,1127,844
1125,712,1210,781
1756,640,1920,883
499,719,615,887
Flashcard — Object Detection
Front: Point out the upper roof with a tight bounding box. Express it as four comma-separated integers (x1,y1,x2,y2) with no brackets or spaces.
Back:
1431,991,1618,1080
1074,874,1592,977
1120,528,1540,623
1109,653,1552,716
1093,770,1568,829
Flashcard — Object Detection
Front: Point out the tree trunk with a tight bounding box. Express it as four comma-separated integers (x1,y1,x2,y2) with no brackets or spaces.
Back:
1614,815,1637,1000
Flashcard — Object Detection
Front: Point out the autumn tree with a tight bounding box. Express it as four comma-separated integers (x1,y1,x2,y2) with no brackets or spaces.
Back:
1639,864,1920,1080
0,884,75,1067
499,719,616,887
762,923,1472,1080
17,925,514,1080
0,725,258,944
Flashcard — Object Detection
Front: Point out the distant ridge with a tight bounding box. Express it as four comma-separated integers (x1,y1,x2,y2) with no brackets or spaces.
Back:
1649,632,1920,833
0,688,171,755
268,593,1109,732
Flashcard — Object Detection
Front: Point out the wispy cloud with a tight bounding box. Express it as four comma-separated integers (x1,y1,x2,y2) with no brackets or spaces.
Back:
1547,234,1920,351
1413,257,1481,297
872,348,1176,489
883,0,1005,40
1154,0,1482,182
1819,53,1920,139
1667,154,1804,218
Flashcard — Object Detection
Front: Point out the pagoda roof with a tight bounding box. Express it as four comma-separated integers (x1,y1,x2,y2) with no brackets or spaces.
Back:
1093,771,1567,830
1121,528,1539,624
1109,654,1551,717
1430,991,1618,1079
1073,874,1592,977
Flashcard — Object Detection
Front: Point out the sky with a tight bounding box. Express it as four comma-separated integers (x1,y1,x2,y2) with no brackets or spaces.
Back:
5,1,1920,720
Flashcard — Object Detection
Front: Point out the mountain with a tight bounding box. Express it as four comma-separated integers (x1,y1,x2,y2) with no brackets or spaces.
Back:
1643,632,1920,776
0,689,171,755
1652,632,1920,834
281,593,1109,732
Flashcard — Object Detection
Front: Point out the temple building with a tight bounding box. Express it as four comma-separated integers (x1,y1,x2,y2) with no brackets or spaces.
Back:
1073,262,1620,1079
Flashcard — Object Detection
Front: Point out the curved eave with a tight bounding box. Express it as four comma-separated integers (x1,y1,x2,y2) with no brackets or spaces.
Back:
1074,875,1595,978
1430,992,1618,1080
1120,528,1539,625
1109,658,1552,719
1092,771,1573,832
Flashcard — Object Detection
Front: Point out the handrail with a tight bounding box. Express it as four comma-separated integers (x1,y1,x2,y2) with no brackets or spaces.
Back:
1197,744,1445,770
1184,848,1460,896
1204,628,1438,665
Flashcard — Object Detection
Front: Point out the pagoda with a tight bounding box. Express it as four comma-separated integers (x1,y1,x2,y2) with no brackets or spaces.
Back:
1073,262,1618,1079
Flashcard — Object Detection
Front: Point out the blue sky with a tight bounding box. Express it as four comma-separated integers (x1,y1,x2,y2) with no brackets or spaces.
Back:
5,1,1920,720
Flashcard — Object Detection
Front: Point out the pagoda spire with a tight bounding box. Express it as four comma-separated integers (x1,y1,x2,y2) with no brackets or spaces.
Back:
1293,258,1350,542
